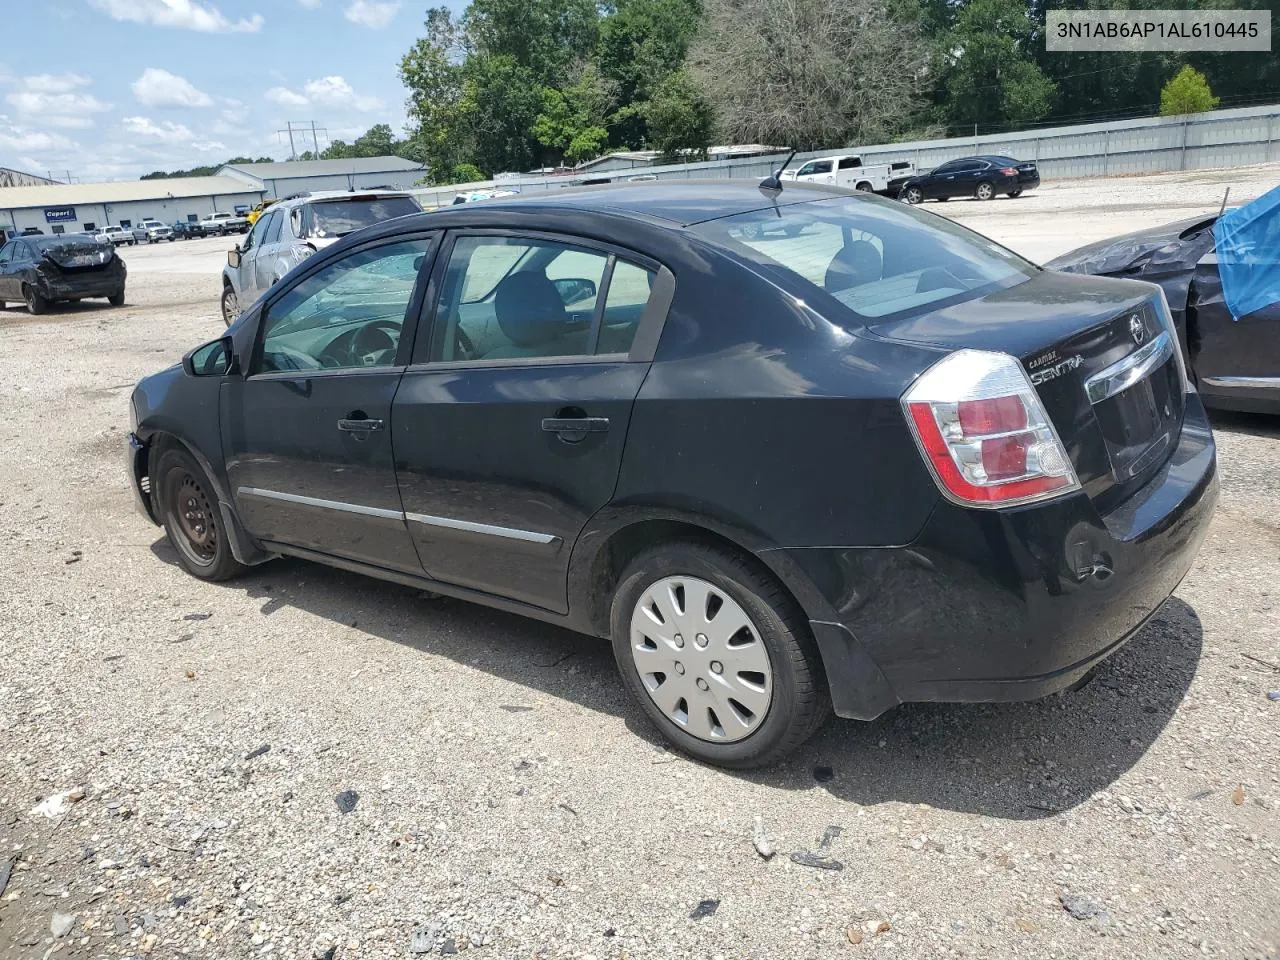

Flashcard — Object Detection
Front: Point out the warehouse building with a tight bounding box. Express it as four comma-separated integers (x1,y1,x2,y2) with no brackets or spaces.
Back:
0,176,264,239
218,156,426,199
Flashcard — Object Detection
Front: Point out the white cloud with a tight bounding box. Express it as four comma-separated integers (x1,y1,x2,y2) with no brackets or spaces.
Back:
132,68,214,108
343,0,398,29
6,74,109,129
297,0,321,6
265,86,308,108
122,115,196,142
303,75,381,111
0,126,76,154
88,0,264,33
192,139,227,152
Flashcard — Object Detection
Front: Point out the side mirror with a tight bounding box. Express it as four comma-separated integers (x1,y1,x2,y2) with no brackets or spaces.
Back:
227,246,241,269
183,337,236,378
553,276,598,306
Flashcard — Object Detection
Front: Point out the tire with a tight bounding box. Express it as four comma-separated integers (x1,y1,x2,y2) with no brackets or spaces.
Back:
855,182,873,193
155,446,247,582
902,186,923,204
108,290,125,307
221,285,239,326
22,283,49,315
1008,188,1023,198
975,181,995,201
610,541,828,769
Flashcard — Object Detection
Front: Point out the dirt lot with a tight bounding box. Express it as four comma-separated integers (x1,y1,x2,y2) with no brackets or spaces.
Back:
1,168,1278,960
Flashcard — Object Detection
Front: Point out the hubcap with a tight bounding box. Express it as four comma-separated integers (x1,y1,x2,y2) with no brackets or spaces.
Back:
171,472,217,565
629,576,773,743
978,184,993,199
222,289,238,323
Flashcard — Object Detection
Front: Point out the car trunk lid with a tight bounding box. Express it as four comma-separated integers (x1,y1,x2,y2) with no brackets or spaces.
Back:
872,270,1185,508
39,241,117,272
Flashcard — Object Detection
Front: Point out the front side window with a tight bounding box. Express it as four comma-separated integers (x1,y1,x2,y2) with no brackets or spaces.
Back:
694,196,1035,324
242,213,270,253
0,244,12,266
811,160,833,174
428,235,655,363
256,239,431,374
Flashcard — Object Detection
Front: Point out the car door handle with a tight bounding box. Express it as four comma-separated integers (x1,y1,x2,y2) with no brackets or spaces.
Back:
338,418,384,432
542,416,609,434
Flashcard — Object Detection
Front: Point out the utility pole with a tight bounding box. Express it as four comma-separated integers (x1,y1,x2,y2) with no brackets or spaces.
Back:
277,121,329,161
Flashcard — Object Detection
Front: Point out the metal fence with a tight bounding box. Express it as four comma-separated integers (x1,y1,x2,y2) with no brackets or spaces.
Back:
411,102,1280,207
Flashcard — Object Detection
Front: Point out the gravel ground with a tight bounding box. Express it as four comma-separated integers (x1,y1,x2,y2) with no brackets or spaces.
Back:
1,168,1278,960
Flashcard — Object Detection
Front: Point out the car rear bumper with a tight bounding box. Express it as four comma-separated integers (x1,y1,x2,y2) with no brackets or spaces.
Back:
38,272,125,299
772,393,1218,720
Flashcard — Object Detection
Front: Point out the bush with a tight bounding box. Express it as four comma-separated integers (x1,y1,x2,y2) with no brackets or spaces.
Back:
1160,65,1220,117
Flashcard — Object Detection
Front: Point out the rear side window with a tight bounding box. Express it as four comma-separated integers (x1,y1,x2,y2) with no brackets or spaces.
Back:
693,196,1035,323
837,157,862,170
264,210,284,244
426,235,655,363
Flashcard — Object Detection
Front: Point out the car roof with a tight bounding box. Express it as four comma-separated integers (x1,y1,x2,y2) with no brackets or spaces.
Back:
271,189,414,211
420,179,849,228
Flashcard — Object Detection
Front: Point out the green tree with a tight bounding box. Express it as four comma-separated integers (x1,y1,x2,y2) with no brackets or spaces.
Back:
942,0,1057,130
400,7,472,181
532,63,616,163
1160,64,1220,116
465,0,599,85
643,69,713,158
597,0,700,147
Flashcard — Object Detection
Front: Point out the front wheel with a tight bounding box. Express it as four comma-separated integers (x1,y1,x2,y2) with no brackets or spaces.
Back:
156,446,247,582
221,285,239,326
975,181,995,201
902,186,923,204
610,542,828,768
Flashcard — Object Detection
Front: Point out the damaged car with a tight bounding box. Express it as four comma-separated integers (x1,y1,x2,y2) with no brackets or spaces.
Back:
0,233,126,314
1049,186,1280,414
129,181,1216,768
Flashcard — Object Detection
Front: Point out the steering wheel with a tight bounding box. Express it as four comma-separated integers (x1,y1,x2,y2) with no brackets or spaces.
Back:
350,320,401,366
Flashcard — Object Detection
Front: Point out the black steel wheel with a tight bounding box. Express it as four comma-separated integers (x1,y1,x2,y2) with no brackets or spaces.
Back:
156,446,247,581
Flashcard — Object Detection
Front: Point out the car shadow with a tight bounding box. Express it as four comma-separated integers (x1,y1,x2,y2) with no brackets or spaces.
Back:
148,538,1202,820
1209,407,1280,439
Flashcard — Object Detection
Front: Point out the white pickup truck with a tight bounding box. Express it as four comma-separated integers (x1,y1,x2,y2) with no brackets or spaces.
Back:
781,155,914,195
199,211,249,236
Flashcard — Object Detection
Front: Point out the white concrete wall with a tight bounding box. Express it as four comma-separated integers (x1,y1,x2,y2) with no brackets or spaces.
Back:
2,191,264,237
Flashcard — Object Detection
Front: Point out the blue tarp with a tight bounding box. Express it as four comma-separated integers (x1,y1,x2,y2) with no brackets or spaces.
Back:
1213,183,1280,320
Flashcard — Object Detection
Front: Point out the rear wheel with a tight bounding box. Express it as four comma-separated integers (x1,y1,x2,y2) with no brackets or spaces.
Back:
1008,188,1023,198
22,284,49,315
902,186,923,204
975,181,995,201
156,446,247,582
108,290,125,307
610,541,828,768
221,285,239,326
855,181,873,193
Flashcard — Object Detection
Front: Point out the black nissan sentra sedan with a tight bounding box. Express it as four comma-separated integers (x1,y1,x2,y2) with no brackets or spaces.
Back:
126,181,1217,768
0,232,126,314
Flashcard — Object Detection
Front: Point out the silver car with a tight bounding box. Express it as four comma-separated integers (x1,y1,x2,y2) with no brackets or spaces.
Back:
221,190,422,325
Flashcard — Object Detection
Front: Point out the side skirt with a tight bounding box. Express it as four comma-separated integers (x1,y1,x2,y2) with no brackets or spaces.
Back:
259,540,586,635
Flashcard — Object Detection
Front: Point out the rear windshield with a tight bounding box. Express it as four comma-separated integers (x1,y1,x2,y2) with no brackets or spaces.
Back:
305,196,421,239
691,195,1036,323
32,235,104,251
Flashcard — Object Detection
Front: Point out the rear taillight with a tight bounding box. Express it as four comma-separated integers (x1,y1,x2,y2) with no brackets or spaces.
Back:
903,350,1080,508
1001,167,1018,176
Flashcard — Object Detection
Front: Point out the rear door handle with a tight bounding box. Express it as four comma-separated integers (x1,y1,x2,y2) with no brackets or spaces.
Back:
338,418,384,432
542,417,609,434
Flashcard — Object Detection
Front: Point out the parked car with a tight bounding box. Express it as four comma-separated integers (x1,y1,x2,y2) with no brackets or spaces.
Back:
95,225,134,246
171,220,205,240
128,181,1217,768
0,233,126,314
899,156,1039,204
20,227,44,236
1049,188,1280,414
782,154,913,194
221,190,422,324
246,199,277,227
132,220,174,243
200,211,249,236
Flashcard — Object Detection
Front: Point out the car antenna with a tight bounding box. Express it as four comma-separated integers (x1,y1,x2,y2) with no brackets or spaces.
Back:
759,149,798,194
1218,186,1230,217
